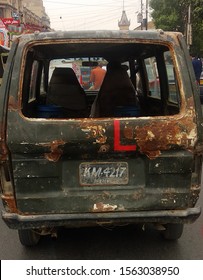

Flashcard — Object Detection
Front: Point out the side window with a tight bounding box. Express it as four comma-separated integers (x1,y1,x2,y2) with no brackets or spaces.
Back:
164,52,180,103
144,57,160,98
0,53,9,86
29,61,39,102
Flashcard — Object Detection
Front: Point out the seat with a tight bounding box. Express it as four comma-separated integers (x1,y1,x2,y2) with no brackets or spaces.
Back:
90,61,139,117
47,67,88,116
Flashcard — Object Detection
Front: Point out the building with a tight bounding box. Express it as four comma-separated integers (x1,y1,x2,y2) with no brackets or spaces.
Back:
23,0,50,29
118,10,130,30
0,0,50,47
134,21,155,30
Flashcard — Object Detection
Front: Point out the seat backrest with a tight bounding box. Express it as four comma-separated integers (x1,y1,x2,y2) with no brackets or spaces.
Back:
91,61,138,117
47,67,87,111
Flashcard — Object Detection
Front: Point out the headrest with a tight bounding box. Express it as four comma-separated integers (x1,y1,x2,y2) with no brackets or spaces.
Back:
50,67,79,85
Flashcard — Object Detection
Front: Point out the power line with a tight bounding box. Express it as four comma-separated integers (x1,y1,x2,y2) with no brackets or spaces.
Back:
43,0,131,8
44,0,141,30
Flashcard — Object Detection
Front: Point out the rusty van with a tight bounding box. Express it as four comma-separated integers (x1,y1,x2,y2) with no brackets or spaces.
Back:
0,30,202,246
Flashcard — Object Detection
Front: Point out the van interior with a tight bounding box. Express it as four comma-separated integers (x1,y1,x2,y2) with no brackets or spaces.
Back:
21,41,181,119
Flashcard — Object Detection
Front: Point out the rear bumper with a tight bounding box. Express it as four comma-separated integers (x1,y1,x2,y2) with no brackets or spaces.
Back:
2,207,201,230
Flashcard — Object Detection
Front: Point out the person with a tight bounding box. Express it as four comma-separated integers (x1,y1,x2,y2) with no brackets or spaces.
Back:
89,62,106,90
191,54,202,84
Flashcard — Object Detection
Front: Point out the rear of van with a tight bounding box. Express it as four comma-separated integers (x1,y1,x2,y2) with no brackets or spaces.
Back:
0,30,202,246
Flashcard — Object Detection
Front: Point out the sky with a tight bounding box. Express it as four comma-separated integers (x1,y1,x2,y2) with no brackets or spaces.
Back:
43,0,150,31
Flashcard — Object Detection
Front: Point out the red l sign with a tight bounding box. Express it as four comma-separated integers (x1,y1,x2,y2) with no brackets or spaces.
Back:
114,120,136,151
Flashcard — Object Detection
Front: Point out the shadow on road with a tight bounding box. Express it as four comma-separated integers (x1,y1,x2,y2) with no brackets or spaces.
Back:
20,224,183,260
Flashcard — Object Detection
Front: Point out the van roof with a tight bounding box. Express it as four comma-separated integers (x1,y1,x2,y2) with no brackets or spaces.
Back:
16,29,182,43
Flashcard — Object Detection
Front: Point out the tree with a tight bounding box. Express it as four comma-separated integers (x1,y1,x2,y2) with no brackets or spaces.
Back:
149,0,203,55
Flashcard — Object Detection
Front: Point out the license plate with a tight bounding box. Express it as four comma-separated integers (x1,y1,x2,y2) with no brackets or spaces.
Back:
79,162,128,185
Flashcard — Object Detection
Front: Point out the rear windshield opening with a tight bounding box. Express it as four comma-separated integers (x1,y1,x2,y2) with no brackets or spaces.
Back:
21,42,181,119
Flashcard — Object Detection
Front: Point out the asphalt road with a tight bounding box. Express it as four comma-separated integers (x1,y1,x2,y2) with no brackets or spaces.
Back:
0,188,203,260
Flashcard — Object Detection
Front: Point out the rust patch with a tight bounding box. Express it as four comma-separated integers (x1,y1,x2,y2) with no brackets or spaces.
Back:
93,202,117,212
123,125,134,139
135,115,197,159
44,140,65,162
132,190,144,200
102,191,111,199
161,191,178,205
1,195,18,213
81,125,107,144
8,96,18,110
189,185,200,206
0,122,9,160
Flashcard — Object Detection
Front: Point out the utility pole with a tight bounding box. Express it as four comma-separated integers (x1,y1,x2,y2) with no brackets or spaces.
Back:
187,4,192,50
137,0,145,30
141,0,143,30
146,0,148,30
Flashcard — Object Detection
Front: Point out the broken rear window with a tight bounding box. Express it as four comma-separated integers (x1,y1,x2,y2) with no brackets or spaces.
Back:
21,41,180,119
